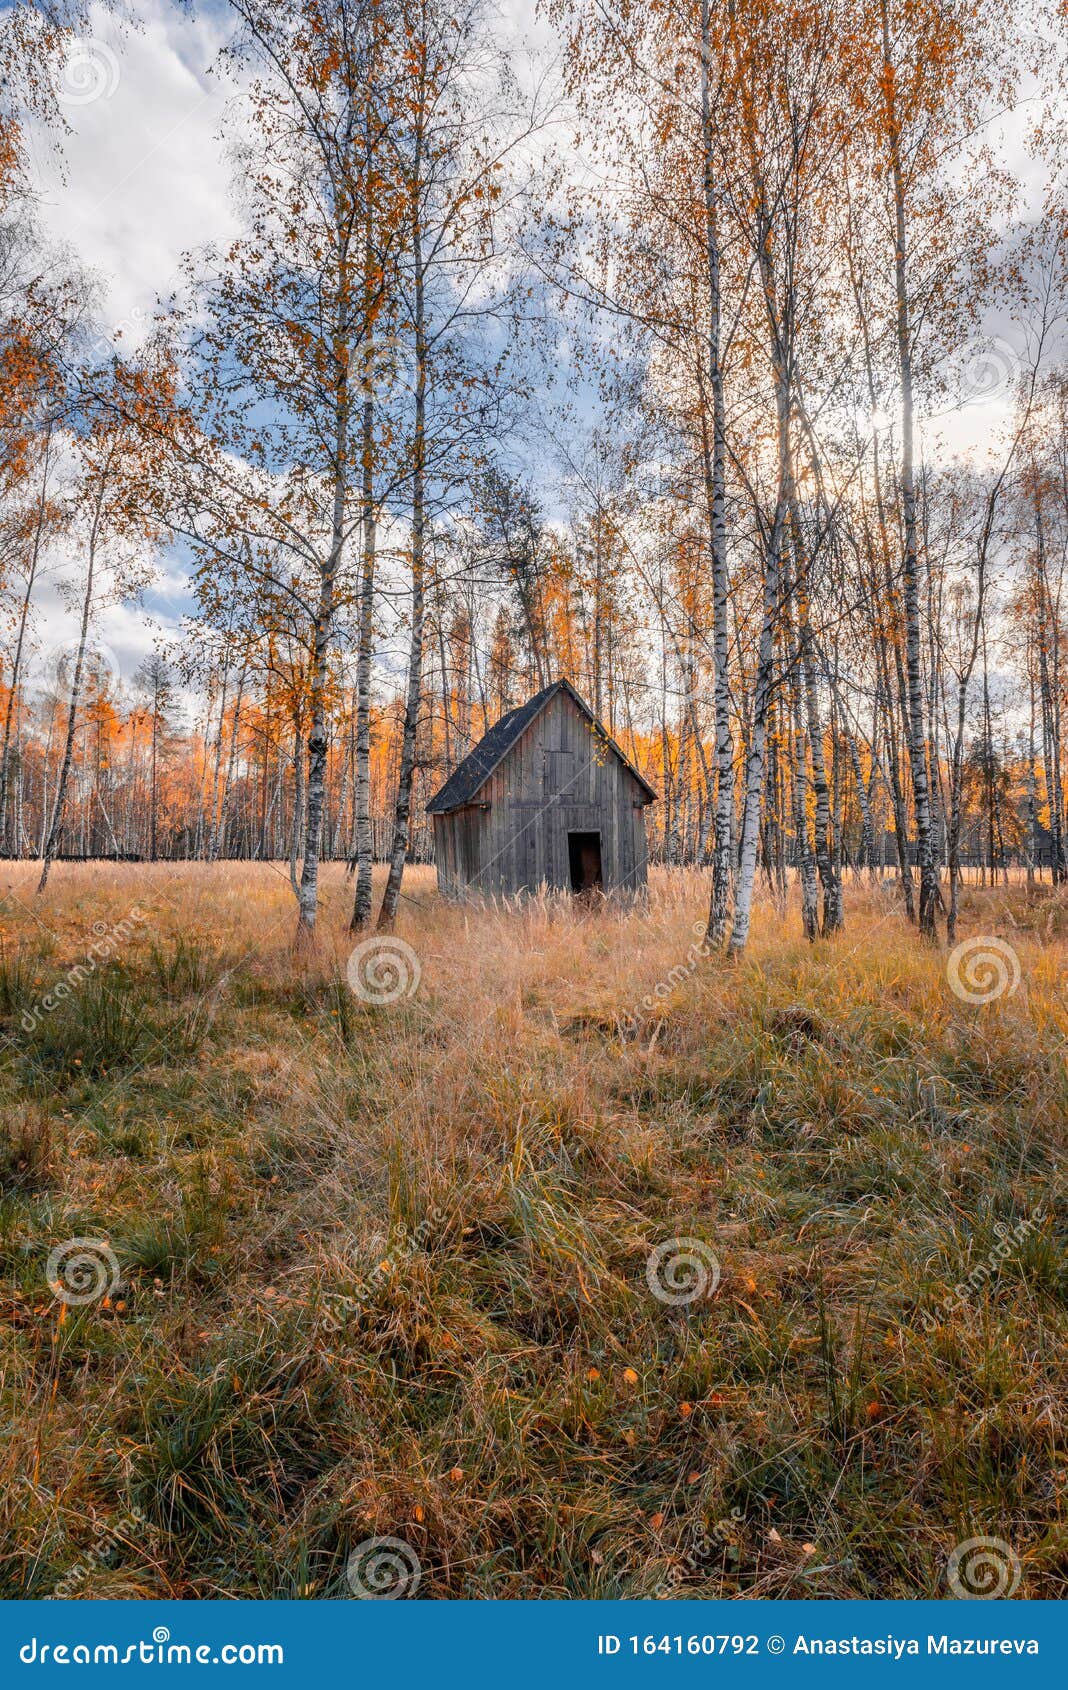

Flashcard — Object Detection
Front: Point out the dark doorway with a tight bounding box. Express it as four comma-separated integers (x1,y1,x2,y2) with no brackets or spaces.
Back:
568,830,603,893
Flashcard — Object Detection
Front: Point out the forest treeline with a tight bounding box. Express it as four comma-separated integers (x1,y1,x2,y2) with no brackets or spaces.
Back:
1,0,1067,947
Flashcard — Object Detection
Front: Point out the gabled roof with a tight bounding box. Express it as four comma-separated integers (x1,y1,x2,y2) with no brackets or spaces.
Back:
426,677,657,814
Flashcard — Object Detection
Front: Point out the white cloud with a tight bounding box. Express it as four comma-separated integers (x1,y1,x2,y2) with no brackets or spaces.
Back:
27,0,239,339
16,4,242,672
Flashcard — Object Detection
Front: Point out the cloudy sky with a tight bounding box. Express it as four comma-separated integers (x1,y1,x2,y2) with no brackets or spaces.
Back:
19,0,556,698
20,2,235,691
15,0,1055,701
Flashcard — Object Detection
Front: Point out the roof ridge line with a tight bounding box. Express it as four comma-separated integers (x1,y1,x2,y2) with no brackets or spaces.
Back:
426,677,656,815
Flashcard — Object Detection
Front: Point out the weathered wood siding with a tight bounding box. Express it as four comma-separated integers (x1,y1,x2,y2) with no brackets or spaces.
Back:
434,688,650,898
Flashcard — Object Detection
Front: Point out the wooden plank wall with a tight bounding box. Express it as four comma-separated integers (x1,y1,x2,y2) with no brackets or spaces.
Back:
434,689,650,899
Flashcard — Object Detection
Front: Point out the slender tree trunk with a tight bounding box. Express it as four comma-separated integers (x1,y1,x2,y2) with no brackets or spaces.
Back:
788,641,818,940
37,482,105,894
946,682,966,948
730,516,783,952
149,683,159,863
203,645,232,862
700,0,734,948
729,160,788,956
1026,654,1037,888
834,693,875,876
882,0,937,937
298,211,354,935
298,566,340,935
208,657,247,863
350,494,378,924
289,726,304,903
792,504,843,933
351,177,380,930
378,121,427,931
1037,510,1066,885
0,426,52,851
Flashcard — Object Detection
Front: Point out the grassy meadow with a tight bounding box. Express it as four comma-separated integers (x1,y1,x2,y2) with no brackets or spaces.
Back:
0,862,1065,1599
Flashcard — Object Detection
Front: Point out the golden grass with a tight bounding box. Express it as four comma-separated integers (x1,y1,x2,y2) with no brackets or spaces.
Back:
0,862,1065,1598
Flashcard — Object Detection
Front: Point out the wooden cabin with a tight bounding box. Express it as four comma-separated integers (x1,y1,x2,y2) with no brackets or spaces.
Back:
427,678,657,900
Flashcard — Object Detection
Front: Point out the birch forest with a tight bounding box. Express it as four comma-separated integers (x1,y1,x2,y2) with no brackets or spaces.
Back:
0,0,1065,947
3,0,1068,1606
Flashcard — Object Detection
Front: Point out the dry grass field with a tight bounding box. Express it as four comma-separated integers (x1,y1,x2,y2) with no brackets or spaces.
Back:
0,862,1066,1599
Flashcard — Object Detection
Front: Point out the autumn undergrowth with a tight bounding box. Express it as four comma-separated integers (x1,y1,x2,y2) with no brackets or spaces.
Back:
0,861,1065,1598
